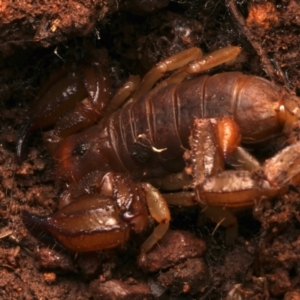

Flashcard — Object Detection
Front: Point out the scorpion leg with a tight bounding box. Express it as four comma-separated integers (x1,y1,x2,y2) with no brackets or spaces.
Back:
106,75,141,114
140,183,171,253
162,191,239,244
226,146,260,171
147,171,192,191
131,47,203,102
180,46,242,77
197,141,300,212
184,118,272,243
183,117,243,243
143,117,243,242
184,117,243,186
184,118,300,244
147,46,242,97
163,191,195,207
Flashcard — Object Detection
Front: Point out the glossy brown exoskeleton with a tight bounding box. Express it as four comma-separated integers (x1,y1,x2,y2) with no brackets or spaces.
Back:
19,45,300,250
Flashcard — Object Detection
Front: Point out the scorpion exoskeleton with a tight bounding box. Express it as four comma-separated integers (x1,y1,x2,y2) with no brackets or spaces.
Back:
18,45,300,253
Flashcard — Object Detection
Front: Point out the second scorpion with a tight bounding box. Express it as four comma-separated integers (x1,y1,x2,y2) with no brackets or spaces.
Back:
19,45,300,252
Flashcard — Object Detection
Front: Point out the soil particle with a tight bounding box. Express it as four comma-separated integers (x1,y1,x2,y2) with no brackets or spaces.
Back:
285,290,300,300
222,245,253,281
43,272,57,284
157,258,209,295
36,247,76,273
137,11,203,72
266,268,292,297
0,0,119,57
122,0,170,15
243,0,300,89
246,2,280,30
139,230,207,273
77,252,102,278
89,279,154,300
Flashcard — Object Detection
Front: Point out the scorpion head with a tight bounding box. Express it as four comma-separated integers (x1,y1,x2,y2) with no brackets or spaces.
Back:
54,125,112,184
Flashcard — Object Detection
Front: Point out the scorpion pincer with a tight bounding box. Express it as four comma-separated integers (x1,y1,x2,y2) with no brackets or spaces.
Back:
19,45,300,252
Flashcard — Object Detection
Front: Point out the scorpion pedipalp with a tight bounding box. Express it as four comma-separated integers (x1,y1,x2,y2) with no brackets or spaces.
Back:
22,172,170,253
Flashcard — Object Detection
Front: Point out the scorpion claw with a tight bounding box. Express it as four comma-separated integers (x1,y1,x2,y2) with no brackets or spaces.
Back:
21,172,171,253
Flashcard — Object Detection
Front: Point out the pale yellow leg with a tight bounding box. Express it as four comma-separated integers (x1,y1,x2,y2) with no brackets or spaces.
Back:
163,191,196,207
147,171,192,191
227,146,260,171
140,183,171,253
107,75,141,114
148,46,241,97
202,205,238,245
131,47,203,102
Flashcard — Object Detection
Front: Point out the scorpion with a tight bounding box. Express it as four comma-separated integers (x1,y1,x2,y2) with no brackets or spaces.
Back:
18,45,300,253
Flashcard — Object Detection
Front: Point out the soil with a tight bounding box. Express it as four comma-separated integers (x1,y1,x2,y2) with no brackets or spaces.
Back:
0,0,300,299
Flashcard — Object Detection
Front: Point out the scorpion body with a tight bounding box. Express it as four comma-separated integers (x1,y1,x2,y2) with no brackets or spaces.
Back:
19,46,300,252
56,71,283,184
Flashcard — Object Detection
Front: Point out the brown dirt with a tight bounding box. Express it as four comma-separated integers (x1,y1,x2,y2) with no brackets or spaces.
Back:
0,0,300,299
0,0,120,58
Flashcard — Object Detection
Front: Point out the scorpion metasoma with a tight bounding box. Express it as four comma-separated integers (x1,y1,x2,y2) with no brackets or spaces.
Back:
18,45,300,253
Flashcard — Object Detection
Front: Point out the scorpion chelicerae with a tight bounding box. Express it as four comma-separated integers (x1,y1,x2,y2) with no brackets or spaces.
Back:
18,45,300,252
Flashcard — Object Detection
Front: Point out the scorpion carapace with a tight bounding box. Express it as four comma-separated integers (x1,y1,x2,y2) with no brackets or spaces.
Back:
19,45,300,252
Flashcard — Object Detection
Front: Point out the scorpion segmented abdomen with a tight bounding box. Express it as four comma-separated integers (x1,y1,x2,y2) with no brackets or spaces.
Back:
109,74,242,175
177,71,284,143
54,72,285,184
234,74,284,142
110,80,207,174
202,72,243,118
